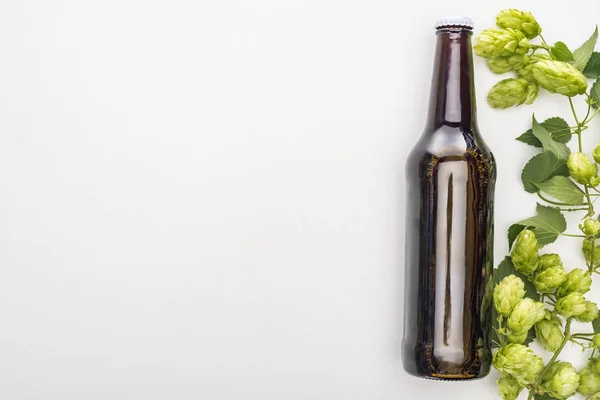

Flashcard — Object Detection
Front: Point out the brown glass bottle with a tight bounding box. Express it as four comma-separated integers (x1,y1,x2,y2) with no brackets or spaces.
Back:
402,18,496,380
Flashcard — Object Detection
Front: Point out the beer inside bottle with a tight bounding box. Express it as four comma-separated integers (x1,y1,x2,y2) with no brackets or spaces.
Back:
402,17,496,380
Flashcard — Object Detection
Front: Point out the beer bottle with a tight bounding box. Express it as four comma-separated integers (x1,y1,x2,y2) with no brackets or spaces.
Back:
402,17,496,380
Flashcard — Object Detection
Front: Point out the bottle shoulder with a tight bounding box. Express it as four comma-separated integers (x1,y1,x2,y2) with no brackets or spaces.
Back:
407,125,494,161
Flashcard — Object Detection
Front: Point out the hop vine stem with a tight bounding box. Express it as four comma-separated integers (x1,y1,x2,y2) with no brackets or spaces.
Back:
529,319,572,397
569,97,595,216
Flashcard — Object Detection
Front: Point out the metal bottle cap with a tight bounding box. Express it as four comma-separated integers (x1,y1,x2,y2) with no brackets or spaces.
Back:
435,17,474,30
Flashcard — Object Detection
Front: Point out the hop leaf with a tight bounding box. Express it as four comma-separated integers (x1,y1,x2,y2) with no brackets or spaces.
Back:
556,292,587,318
580,218,600,237
556,268,592,297
496,9,542,39
511,229,539,275
533,265,568,293
497,375,523,400
475,28,530,58
578,367,600,396
532,60,588,97
541,361,580,399
493,344,544,385
568,152,599,186
535,319,564,352
494,274,527,316
507,298,546,334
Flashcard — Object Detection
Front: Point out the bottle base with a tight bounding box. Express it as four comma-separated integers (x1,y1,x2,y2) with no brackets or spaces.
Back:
401,341,490,381
402,367,488,381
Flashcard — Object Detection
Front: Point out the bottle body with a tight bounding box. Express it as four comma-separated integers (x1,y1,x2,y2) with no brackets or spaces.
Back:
402,21,496,380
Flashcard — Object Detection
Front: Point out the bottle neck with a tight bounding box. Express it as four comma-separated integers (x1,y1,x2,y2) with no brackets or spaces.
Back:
425,30,476,132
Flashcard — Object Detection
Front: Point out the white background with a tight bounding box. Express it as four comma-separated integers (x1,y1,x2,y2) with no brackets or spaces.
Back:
0,0,598,399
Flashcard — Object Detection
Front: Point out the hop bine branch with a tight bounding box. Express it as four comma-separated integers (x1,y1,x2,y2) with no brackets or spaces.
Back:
475,8,600,400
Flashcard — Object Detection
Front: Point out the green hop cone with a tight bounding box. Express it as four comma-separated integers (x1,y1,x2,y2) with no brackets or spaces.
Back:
590,358,600,375
507,331,528,344
496,9,542,39
493,344,544,385
511,229,539,276
488,54,530,74
568,152,599,186
507,298,546,334
578,367,600,396
524,82,538,105
538,253,562,272
590,393,600,400
541,361,580,399
534,319,564,352
575,301,599,322
592,176,600,187
517,53,551,82
497,375,523,400
474,28,530,59
532,60,588,97
487,78,530,109
581,218,600,237
556,292,587,318
494,274,526,316
594,144,600,164
533,265,568,293
593,333,600,349
556,268,592,298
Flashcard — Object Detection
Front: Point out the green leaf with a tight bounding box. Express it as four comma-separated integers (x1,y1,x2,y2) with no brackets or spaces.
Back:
584,52,600,79
521,152,569,193
534,176,585,205
508,224,525,249
530,116,570,160
572,26,599,71
516,117,572,147
591,79,600,110
534,394,555,400
524,328,536,346
593,315,600,333
517,203,567,246
542,117,573,144
551,41,574,61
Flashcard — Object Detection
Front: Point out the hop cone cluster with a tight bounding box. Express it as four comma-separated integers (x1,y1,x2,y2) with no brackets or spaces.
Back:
511,229,539,275
567,152,600,187
556,268,592,297
532,60,588,97
475,8,591,108
494,274,526,316
497,375,523,400
534,319,564,352
487,78,532,108
496,9,542,39
493,344,544,385
578,367,600,396
475,28,530,58
540,362,580,399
